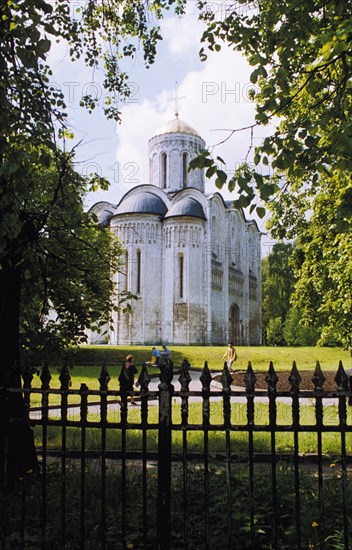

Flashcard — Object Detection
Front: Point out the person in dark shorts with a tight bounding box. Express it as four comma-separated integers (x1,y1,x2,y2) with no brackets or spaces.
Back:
119,354,138,403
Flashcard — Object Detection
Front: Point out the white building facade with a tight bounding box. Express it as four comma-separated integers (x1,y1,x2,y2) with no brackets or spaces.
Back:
91,117,262,345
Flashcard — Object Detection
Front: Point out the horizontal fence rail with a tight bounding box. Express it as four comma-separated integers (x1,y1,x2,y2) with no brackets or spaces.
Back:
1,359,352,549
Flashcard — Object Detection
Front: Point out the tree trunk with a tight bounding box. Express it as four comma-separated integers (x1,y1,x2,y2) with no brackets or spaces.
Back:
0,259,38,488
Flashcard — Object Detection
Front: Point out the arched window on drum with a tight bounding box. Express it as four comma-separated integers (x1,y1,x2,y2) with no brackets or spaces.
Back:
161,152,167,189
182,152,189,187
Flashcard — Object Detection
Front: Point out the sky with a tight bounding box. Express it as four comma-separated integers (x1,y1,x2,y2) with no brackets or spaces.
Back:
49,1,275,254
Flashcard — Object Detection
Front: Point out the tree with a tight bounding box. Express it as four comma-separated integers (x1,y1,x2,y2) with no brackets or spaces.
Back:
0,0,177,482
262,242,321,346
266,170,352,348
18,148,128,365
1,143,129,482
1,0,175,373
283,308,319,347
195,0,351,347
261,242,295,344
196,0,352,227
266,317,285,347
288,175,352,348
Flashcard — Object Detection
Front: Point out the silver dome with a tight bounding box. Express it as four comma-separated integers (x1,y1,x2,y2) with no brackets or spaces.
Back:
165,197,206,220
115,190,168,217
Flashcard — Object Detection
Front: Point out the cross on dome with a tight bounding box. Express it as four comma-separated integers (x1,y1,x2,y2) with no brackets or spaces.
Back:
172,81,185,118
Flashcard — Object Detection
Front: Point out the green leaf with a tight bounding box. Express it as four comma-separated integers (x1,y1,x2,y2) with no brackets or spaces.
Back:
38,38,51,56
214,177,224,189
205,165,217,178
216,169,227,184
228,176,237,192
256,206,266,218
250,69,259,84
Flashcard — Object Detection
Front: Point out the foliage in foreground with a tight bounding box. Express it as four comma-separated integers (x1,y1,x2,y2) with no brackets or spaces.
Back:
4,462,350,549
198,1,352,349
17,153,128,365
2,0,161,378
197,0,352,224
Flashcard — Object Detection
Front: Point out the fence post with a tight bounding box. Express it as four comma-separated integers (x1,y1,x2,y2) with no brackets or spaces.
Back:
157,359,174,550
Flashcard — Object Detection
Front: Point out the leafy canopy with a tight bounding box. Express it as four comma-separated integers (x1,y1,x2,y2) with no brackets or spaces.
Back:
1,0,181,363
261,243,295,333
196,0,352,224
197,0,352,347
266,170,352,348
289,174,352,348
17,146,129,362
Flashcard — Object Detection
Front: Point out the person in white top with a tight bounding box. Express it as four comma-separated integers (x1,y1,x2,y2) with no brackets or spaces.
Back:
222,342,237,373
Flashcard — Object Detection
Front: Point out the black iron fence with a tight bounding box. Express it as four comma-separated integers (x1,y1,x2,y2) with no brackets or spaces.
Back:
1,359,352,549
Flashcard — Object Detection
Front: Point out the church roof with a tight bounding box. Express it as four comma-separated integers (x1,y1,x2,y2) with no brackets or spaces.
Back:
165,196,206,220
88,201,116,226
153,117,200,137
114,190,168,217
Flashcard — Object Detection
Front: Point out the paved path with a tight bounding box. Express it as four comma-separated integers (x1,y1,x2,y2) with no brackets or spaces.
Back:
30,369,342,422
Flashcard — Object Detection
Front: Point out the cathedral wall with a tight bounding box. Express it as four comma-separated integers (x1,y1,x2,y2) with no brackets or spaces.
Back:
248,225,262,345
207,198,263,346
210,291,227,344
150,153,158,187
108,204,262,346
163,219,206,344
208,197,228,344
249,301,261,345
187,224,207,343
110,216,163,345
169,148,180,189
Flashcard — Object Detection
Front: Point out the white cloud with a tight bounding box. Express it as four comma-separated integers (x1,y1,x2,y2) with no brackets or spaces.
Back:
109,43,260,199
69,9,274,236
161,6,205,57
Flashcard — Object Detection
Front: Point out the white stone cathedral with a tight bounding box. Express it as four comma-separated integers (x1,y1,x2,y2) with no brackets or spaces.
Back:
90,115,262,346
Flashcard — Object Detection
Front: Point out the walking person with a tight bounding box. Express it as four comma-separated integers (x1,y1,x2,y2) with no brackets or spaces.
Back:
119,354,138,404
223,342,237,373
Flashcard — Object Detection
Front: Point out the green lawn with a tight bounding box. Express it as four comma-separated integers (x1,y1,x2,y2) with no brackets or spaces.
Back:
28,345,352,457
24,345,350,397
71,344,350,372
33,399,352,456
26,345,351,393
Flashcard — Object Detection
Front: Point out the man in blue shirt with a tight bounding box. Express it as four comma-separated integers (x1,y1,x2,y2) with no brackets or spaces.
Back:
151,346,161,367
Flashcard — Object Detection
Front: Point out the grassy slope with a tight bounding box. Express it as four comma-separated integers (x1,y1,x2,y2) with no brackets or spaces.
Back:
73,345,350,372
41,345,351,391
